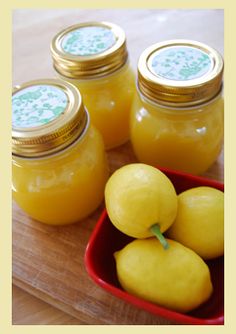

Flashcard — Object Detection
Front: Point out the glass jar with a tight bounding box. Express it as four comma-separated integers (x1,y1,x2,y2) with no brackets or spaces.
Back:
130,40,224,175
12,79,109,225
51,21,135,150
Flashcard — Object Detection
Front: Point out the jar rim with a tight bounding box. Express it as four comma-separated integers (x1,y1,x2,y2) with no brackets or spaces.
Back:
56,58,131,82
136,80,223,111
12,109,91,161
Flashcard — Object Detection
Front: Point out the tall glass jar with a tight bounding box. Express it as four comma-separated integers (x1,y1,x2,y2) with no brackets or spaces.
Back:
12,79,109,225
130,40,224,175
51,21,135,150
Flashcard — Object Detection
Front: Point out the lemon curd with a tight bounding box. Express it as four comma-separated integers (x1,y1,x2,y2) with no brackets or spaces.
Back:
130,40,224,174
51,22,135,150
12,79,109,225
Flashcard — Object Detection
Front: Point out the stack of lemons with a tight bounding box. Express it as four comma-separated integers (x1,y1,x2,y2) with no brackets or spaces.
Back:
105,163,224,313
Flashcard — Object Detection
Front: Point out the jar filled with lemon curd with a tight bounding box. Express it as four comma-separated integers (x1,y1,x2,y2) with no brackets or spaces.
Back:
130,40,224,175
51,21,135,150
12,79,109,225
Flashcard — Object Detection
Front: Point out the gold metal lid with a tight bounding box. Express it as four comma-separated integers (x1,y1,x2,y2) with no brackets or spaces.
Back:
12,79,88,158
51,21,128,79
138,39,224,107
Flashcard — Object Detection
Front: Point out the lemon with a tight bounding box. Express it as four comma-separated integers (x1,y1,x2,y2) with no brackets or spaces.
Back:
105,164,177,244
114,238,213,313
166,186,224,259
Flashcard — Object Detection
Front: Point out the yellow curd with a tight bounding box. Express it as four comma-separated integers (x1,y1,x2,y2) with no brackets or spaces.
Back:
12,79,109,225
51,21,135,150
130,40,224,174
131,92,223,174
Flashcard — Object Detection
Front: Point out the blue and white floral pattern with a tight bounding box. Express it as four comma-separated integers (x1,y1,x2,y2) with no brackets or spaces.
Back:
12,85,68,128
150,46,212,81
61,26,116,56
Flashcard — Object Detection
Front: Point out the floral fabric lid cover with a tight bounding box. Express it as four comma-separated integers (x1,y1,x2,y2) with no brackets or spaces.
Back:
61,26,116,56
149,46,213,81
12,84,68,128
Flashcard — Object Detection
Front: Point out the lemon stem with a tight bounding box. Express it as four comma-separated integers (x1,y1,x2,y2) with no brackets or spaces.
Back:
150,224,169,250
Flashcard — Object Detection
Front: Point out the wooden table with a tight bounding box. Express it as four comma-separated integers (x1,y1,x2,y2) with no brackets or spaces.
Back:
12,9,224,325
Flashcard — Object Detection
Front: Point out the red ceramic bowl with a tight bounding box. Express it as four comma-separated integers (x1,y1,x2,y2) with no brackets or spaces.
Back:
84,167,224,325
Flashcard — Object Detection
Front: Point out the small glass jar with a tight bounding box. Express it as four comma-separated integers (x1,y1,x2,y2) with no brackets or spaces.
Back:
12,79,109,225
130,40,224,175
51,21,135,150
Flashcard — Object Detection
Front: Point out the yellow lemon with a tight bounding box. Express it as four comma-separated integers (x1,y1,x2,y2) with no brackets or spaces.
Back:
166,186,224,259
114,238,213,313
105,163,177,245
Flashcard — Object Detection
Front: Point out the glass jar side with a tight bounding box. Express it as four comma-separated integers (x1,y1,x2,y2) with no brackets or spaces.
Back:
130,91,224,175
56,62,135,150
12,125,109,225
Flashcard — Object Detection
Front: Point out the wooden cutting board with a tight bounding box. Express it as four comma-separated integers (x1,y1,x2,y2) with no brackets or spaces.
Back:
12,141,224,325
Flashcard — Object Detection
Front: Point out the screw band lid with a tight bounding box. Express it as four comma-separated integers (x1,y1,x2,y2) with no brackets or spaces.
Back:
12,79,88,158
138,39,224,107
51,21,128,79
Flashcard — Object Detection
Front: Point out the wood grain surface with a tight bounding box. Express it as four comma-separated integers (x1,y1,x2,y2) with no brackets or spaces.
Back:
12,9,224,325
12,285,84,325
